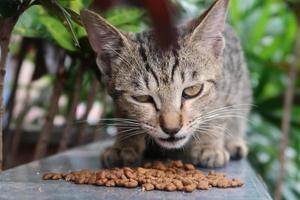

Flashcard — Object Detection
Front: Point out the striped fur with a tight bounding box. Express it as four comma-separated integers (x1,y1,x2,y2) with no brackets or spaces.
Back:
81,0,252,168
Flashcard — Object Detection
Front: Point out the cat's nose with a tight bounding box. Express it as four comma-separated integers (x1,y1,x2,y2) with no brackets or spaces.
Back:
160,112,182,136
161,126,181,136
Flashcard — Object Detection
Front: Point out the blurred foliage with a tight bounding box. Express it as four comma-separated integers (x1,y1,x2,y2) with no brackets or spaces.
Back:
3,0,300,199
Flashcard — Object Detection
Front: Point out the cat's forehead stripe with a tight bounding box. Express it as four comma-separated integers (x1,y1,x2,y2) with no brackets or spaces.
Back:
136,34,150,71
136,33,160,87
171,47,179,82
181,71,185,83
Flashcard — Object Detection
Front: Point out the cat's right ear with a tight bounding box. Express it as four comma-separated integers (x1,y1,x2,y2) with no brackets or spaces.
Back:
185,0,229,58
80,9,130,79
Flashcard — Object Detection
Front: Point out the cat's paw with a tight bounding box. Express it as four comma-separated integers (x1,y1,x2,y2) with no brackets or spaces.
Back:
191,147,230,168
100,146,141,168
226,140,248,160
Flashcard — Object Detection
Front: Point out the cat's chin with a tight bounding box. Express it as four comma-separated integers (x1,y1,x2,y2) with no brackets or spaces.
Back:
155,136,189,149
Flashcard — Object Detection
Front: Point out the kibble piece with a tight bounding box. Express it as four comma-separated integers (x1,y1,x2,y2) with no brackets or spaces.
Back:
184,164,195,171
217,178,230,188
53,173,62,180
64,173,73,181
152,161,166,170
171,160,184,168
155,183,166,190
137,167,147,175
95,178,108,186
124,169,135,179
75,176,87,184
182,179,193,186
184,184,197,192
156,170,165,178
87,174,97,184
115,169,124,179
231,178,244,187
43,173,55,180
165,183,177,191
106,173,117,180
172,179,184,190
105,180,116,187
124,180,138,188
197,181,209,190
208,179,218,187
96,171,106,179
142,183,155,191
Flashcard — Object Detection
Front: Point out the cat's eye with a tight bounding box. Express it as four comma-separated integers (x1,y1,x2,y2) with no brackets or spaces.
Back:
182,84,204,99
133,95,153,103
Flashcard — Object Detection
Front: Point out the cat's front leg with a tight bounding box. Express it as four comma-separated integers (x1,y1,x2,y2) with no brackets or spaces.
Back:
190,125,229,168
101,133,146,168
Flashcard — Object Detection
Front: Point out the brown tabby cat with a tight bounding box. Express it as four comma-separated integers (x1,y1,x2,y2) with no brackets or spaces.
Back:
80,0,252,168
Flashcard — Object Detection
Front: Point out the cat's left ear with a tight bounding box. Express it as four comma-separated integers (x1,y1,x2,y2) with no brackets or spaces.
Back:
80,9,131,81
187,0,229,58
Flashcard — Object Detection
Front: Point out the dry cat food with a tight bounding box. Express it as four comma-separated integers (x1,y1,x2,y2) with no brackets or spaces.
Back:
42,160,243,192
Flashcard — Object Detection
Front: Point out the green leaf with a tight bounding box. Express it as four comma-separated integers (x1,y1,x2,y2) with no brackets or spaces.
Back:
229,0,241,27
56,2,80,48
104,8,144,27
39,16,77,51
40,0,80,48
248,3,271,51
13,5,47,37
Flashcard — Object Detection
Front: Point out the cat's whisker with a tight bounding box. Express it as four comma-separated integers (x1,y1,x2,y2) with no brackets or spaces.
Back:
188,113,247,129
103,123,141,127
194,129,219,140
202,114,252,124
74,118,141,126
118,130,147,142
201,104,252,116
94,119,155,130
200,113,248,122
201,108,251,118
194,110,251,122
116,127,143,135
86,123,142,131
188,104,252,128
118,131,145,139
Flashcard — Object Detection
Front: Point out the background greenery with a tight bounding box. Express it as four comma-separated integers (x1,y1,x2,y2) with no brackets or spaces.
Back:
2,0,300,199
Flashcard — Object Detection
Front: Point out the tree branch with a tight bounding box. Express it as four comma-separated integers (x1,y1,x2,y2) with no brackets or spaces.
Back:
33,53,66,160
0,16,19,171
58,65,85,151
274,8,300,200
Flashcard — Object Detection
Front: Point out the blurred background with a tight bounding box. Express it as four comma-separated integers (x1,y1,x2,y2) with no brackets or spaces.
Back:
0,0,299,199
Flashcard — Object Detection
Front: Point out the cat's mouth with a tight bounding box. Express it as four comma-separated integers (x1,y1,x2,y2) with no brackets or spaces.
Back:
158,136,186,143
155,135,188,149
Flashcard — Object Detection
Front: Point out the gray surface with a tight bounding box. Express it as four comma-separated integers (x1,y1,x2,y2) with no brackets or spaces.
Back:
0,140,272,200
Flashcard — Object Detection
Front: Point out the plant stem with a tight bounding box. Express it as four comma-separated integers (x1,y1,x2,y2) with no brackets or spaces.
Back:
77,75,99,145
0,17,18,171
58,65,85,152
274,12,300,200
9,84,32,167
5,38,31,131
34,53,66,160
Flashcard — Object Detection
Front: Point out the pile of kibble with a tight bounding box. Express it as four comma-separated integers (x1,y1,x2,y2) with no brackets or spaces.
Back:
43,160,243,192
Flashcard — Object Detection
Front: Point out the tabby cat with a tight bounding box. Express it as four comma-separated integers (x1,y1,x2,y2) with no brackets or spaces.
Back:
80,0,252,168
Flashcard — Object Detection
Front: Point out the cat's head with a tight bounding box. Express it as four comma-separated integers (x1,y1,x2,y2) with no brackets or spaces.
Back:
81,0,229,149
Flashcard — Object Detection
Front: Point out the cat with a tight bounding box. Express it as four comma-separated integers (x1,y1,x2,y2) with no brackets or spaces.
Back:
80,0,252,168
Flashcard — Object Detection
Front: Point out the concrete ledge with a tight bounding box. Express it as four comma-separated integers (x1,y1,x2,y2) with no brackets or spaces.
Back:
0,140,272,200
